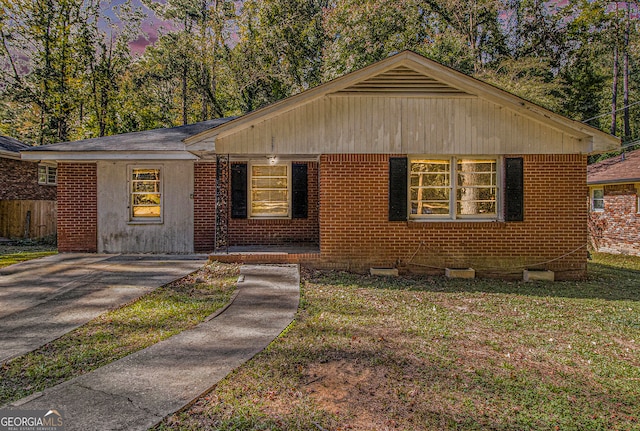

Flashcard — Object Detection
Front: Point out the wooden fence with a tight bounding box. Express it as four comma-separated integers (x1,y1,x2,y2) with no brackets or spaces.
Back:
0,200,57,239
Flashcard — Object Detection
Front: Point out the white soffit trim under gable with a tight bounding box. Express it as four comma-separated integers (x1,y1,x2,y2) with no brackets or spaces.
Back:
184,50,619,153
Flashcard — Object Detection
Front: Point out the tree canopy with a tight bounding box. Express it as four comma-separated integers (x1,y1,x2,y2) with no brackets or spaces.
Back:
1,0,638,151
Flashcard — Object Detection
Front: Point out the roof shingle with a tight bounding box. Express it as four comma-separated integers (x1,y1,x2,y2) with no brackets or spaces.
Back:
0,136,29,153
587,148,640,184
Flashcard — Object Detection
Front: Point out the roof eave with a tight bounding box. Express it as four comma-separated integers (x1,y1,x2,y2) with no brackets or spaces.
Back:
0,150,22,160
20,151,199,161
588,178,640,186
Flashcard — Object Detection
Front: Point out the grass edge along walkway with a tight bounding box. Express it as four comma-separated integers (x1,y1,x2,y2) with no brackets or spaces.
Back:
0,261,240,406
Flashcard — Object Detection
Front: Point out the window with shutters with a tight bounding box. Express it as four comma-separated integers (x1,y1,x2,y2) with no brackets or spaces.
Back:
232,162,309,220
249,163,290,218
130,167,162,222
409,157,499,220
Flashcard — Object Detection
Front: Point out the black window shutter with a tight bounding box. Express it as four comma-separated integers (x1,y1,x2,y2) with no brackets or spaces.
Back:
505,157,524,222
231,163,247,219
292,163,308,219
389,157,408,221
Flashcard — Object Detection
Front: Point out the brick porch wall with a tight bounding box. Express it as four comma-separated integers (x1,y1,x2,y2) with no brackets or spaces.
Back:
0,157,57,200
589,183,640,256
228,161,320,246
193,161,217,253
57,163,97,252
318,154,588,280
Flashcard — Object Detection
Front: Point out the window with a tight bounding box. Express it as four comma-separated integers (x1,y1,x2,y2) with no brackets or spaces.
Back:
232,162,308,220
38,165,57,185
409,157,498,220
130,167,162,221
250,164,289,218
591,187,604,212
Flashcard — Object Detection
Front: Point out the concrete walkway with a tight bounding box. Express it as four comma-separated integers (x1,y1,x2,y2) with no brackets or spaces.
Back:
7,264,300,431
0,254,207,363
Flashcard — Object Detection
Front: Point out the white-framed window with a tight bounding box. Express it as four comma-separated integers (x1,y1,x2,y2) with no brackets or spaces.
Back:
249,163,290,218
591,187,604,212
38,164,57,185
410,157,498,220
129,166,162,222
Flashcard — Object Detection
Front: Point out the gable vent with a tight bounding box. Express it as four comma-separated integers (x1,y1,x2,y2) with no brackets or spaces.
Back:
332,66,472,97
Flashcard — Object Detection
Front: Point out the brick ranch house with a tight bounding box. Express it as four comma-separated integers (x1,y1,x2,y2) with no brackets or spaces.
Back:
588,148,640,256
22,51,619,279
1,136,57,239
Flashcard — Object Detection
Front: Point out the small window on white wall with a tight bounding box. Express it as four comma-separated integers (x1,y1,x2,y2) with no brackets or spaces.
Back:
591,187,604,212
130,167,162,222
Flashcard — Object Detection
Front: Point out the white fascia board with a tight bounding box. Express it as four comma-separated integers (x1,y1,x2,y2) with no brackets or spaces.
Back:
1,150,22,160
20,151,199,161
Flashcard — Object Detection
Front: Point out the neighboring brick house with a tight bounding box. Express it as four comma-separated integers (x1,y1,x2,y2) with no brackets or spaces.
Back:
23,51,619,279
588,149,640,256
0,136,57,239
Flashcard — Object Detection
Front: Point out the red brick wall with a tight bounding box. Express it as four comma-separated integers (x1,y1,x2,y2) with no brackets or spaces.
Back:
318,154,588,280
229,161,319,246
193,161,217,252
57,163,97,252
0,157,57,200
588,183,640,256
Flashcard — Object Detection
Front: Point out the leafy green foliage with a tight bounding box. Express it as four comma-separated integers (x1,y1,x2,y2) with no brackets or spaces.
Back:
0,0,638,145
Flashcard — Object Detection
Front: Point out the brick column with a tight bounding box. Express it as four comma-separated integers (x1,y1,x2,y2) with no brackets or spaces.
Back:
193,161,217,252
57,163,97,252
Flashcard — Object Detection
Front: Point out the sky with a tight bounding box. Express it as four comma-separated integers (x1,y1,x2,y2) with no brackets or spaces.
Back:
101,0,168,55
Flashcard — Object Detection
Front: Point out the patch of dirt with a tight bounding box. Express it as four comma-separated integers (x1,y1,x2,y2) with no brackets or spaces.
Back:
304,360,406,430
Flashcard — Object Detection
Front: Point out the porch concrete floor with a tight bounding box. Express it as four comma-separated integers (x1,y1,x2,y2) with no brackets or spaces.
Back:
214,244,320,255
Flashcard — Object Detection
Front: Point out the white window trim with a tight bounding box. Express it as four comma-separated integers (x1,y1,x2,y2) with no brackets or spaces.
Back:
591,187,604,212
408,156,501,221
38,164,57,185
128,165,163,224
248,161,292,219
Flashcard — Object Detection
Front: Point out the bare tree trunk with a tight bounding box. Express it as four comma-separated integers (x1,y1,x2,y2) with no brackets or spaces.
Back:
623,3,631,141
611,43,619,136
182,65,188,125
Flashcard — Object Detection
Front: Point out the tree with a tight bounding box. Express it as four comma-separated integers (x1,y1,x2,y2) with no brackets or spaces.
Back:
0,0,96,144
77,0,144,137
140,0,235,125
322,0,423,79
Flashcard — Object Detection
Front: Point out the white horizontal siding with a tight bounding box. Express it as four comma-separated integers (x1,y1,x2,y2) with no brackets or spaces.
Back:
216,96,584,155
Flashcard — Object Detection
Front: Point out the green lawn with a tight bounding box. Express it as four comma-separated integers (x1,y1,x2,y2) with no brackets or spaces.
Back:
156,253,640,431
0,244,57,268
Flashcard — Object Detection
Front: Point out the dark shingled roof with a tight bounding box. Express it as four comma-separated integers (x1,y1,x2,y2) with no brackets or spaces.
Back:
0,136,29,153
21,118,235,153
588,148,640,184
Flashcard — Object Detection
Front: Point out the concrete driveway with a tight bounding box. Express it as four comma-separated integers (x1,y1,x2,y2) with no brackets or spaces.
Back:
7,264,300,431
0,254,207,363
